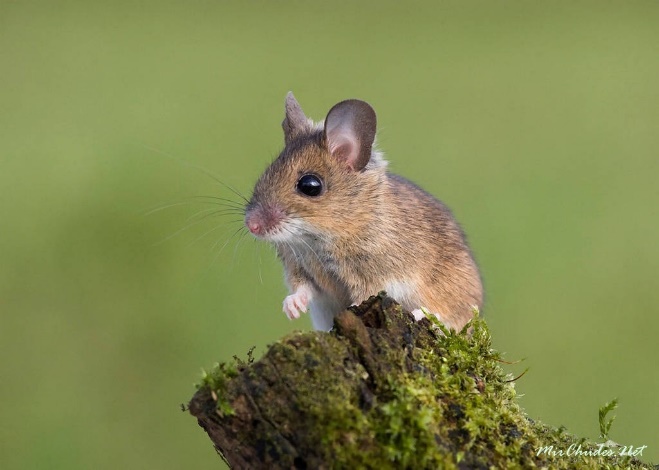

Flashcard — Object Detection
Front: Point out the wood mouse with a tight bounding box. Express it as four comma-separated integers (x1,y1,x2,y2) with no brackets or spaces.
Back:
245,93,483,331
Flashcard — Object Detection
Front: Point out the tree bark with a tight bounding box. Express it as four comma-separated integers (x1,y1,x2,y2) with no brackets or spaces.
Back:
188,293,652,470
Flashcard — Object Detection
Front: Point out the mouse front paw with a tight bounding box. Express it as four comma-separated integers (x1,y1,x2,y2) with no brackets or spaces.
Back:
282,285,312,320
411,307,443,323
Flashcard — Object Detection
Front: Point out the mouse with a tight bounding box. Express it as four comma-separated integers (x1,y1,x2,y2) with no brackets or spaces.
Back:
244,92,483,331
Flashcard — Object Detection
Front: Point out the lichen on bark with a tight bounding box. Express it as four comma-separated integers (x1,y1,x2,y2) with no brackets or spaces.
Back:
188,293,653,469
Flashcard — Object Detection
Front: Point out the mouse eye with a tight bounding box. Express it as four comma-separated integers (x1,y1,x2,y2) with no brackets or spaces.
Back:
296,174,323,197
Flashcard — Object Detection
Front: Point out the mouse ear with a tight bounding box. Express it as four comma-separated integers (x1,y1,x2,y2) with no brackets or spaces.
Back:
282,92,309,145
323,99,377,171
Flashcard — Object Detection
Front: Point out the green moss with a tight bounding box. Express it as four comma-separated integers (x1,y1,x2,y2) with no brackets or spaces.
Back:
312,313,650,469
599,397,618,440
197,361,238,417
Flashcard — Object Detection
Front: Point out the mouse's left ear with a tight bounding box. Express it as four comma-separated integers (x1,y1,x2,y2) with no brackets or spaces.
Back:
282,92,309,145
323,99,376,171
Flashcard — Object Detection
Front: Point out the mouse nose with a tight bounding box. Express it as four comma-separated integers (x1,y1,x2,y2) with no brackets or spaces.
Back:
245,213,263,235
247,219,262,235
245,204,285,238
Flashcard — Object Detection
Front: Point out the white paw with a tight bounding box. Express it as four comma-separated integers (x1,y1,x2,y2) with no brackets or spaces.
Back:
411,308,426,321
411,308,442,322
283,286,312,320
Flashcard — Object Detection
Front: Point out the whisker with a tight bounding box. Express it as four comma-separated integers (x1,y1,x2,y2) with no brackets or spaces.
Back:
140,143,250,203
256,240,264,285
183,207,232,223
186,220,240,248
280,227,317,264
155,210,237,245
284,239,301,266
143,197,244,216
293,231,324,265
190,195,246,209
189,209,245,224
210,225,246,263
143,200,207,216
231,228,250,266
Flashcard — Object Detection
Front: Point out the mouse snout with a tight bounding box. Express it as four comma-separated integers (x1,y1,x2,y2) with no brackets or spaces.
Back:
244,204,285,238
245,214,262,235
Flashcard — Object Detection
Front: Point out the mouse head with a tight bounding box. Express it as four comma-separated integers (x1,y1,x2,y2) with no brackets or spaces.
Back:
245,93,387,245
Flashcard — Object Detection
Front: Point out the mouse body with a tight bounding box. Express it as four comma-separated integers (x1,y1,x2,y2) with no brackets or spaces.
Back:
245,93,483,331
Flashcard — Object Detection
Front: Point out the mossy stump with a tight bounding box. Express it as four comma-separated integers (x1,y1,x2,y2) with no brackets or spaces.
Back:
189,293,652,469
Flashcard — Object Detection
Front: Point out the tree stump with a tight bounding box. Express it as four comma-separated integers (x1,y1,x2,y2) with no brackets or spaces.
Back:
188,293,652,469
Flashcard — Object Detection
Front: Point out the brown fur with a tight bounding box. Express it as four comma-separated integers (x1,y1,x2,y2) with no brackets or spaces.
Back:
245,94,483,331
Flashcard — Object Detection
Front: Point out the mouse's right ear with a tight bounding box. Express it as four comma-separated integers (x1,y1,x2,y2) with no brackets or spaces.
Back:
323,100,377,171
282,92,308,145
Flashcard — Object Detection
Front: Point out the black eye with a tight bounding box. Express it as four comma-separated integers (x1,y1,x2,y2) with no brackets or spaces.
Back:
296,174,323,197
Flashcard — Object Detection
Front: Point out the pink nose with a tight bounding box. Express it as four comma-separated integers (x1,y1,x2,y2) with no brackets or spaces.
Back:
245,210,265,235
245,205,284,237
246,219,262,235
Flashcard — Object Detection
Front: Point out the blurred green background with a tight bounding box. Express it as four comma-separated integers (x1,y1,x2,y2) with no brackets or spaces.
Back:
1,1,657,468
